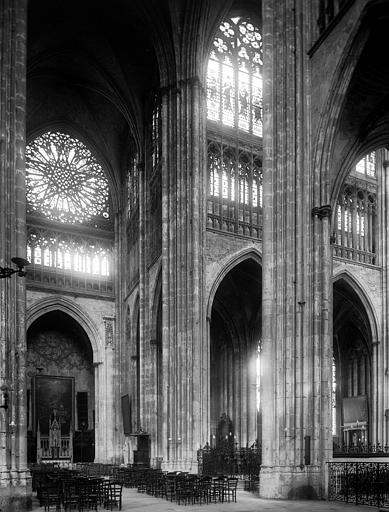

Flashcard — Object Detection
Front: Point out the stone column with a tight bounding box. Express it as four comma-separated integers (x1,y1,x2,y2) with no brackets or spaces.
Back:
102,316,116,462
160,76,207,472
260,0,332,498
0,1,31,509
93,362,103,462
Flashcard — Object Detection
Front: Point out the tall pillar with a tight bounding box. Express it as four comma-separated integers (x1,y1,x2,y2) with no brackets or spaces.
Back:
260,0,332,498
0,1,31,509
160,75,207,472
380,156,389,445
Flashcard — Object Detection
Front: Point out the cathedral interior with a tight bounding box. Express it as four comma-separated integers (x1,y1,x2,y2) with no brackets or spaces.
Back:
1,0,389,509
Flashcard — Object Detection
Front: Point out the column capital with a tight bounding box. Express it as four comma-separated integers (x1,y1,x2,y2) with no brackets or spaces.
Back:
160,75,205,96
312,204,332,219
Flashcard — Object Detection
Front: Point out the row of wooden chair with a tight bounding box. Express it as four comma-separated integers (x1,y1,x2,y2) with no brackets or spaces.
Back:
137,470,238,505
35,472,123,511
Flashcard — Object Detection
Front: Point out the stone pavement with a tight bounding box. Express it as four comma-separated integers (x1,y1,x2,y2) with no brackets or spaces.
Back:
31,487,380,511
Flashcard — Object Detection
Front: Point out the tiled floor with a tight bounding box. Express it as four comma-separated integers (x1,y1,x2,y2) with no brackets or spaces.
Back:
31,487,379,512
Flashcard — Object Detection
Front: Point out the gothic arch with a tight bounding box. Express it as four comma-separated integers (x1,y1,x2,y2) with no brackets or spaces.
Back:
333,270,379,344
27,296,102,362
207,248,262,319
207,249,262,446
312,13,369,208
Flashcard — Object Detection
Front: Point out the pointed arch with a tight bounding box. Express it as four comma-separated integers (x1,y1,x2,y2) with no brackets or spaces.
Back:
207,248,262,319
333,269,380,344
313,26,368,206
27,296,102,362
207,248,262,447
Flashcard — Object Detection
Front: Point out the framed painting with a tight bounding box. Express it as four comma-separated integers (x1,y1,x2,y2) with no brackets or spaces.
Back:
33,375,74,435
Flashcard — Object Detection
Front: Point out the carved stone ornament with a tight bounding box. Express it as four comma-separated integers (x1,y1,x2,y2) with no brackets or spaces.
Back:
103,316,115,347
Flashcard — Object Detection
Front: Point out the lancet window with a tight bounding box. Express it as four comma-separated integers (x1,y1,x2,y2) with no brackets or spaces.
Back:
151,94,162,172
207,16,263,239
207,17,263,135
25,131,113,294
127,155,140,293
149,94,162,264
128,155,139,219
334,153,377,265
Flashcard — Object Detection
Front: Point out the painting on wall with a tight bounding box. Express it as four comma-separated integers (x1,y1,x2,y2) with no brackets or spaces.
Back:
33,375,74,435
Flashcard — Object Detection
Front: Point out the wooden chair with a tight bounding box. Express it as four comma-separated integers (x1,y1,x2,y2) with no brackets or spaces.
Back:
62,483,80,512
41,484,62,512
79,479,99,511
222,477,238,502
210,475,226,503
195,476,212,504
104,481,123,510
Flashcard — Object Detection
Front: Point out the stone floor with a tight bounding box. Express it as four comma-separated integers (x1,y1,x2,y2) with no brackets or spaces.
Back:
31,487,380,512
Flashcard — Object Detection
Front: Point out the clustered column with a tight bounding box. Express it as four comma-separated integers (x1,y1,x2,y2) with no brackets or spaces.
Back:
260,0,332,498
0,1,31,510
160,76,207,471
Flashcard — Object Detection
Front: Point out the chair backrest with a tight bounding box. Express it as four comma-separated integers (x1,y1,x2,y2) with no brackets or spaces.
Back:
227,477,238,488
110,482,123,496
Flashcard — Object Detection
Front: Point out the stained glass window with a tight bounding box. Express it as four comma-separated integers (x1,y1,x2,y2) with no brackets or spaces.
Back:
152,95,162,171
207,17,263,136
207,16,263,239
355,152,376,177
128,155,139,218
26,131,110,225
27,227,111,277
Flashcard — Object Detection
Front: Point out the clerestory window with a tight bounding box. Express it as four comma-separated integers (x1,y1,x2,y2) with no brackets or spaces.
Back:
25,131,113,292
207,17,263,135
207,16,263,239
334,152,377,266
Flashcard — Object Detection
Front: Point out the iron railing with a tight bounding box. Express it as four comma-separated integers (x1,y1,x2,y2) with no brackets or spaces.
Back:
328,461,389,507
197,442,261,480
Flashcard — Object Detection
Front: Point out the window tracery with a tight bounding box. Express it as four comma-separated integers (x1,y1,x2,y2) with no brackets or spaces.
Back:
207,16,263,239
152,94,162,172
128,155,139,219
27,227,111,277
355,152,376,178
25,131,114,289
207,140,262,238
207,17,263,136
26,131,110,226
334,154,377,265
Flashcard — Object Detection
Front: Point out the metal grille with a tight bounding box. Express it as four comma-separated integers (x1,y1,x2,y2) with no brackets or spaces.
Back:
328,461,389,507
197,442,261,480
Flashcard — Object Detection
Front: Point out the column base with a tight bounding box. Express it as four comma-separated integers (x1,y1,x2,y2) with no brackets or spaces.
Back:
259,464,326,499
161,459,199,474
0,470,32,511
